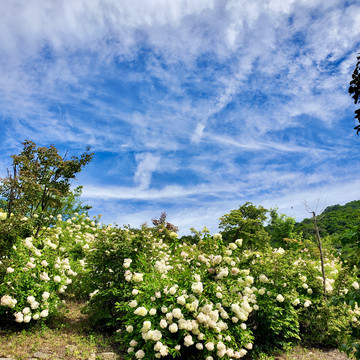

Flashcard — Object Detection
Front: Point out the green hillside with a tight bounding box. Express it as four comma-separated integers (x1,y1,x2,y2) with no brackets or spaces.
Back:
294,200,360,238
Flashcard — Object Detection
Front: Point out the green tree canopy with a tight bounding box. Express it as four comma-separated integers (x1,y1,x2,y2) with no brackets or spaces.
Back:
266,208,302,248
0,140,93,238
219,202,270,250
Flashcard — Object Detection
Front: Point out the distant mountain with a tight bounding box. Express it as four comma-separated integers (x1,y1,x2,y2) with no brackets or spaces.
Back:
294,200,360,238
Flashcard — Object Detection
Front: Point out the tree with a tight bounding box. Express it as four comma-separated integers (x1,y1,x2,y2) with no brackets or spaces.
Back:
151,212,179,232
349,53,360,134
0,140,93,238
266,208,301,248
219,202,270,250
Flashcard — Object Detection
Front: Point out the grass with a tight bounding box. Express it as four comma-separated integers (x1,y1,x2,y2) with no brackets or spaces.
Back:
0,300,122,360
0,301,351,360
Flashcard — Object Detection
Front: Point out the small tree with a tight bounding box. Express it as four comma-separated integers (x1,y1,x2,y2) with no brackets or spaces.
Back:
219,202,270,250
266,208,302,248
349,52,360,134
0,140,93,238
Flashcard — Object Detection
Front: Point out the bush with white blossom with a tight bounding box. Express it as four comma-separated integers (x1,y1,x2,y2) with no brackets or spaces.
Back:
0,212,98,323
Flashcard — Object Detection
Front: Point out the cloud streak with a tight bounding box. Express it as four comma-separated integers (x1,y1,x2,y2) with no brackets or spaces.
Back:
0,0,360,234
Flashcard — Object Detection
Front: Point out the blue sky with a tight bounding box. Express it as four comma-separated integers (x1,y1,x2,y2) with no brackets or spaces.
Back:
1,0,360,234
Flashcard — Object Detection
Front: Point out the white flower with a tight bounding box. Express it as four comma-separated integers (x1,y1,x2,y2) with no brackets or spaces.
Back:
169,286,177,295
184,334,194,347
1,295,17,308
245,343,253,350
205,342,215,351
40,309,49,318
133,273,144,282
191,282,203,295
41,260,49,267
24,315,32,323
26,262,36,269
213,233,222,240
292,298,300,306
276,294,284,302
177,296,186,305
135,350,145,359
152,330,162,341
130,340,138,347
134,307,148,316
53,275,61,283
40,272,50,282
33,313,40,320
14,312,24,323
169,323,178,333
126,325,134,333
172,308,182,319
42,292,50,300
304,300,312,308
123,258,132,268
352,281,360,290
30,301,39,310
132,289,139,296
129,300,138,308
196,343,204,350
142,320,151,331
160,319,167,328
22,307,31,315
149,308,157,316
27,296,36,304
258,288,266,295
6,267,14,273
229,243,237,250
239,349,247,357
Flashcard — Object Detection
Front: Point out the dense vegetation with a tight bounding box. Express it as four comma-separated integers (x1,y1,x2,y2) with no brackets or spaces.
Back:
0,142,360,359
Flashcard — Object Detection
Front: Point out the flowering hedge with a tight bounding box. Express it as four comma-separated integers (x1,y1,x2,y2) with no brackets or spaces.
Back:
1,211,359,359
110,230,360,359
0,212,97,323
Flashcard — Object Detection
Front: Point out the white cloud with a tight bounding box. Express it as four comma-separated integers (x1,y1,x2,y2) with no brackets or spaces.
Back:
134,153,161,189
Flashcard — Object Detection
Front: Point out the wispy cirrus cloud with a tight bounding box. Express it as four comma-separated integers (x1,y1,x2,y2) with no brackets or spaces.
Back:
1,0,360,233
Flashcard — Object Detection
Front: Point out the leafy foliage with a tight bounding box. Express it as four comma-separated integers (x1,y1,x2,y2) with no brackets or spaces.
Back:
350,53,360,134
0,140,93,239
219,202,270,250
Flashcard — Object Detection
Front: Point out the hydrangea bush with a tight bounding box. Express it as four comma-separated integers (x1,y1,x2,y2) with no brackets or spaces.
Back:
106,230,359,359
1,210,359,359
0,212,96,323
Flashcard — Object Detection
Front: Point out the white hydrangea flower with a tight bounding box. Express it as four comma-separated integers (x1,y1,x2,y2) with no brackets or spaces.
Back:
126,325,134,333
135,349,145,359
169,323,178,333
134,307,148,316
205,342,214,351
14,312,24,323
184,334,194,347
40,309,49,318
